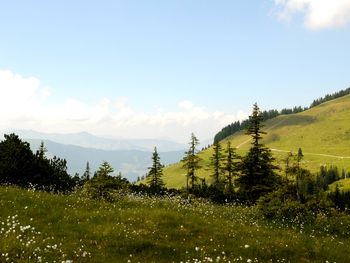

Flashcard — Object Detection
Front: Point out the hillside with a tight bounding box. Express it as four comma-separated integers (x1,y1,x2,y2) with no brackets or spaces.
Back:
163,95,350,188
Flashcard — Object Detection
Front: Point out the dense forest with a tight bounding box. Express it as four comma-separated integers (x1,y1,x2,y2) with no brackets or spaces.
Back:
214,87,350,143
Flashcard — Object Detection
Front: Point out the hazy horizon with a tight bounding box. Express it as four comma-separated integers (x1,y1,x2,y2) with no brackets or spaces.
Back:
1,1,350,142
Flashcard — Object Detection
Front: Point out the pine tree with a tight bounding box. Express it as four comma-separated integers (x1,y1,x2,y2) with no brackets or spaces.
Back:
209,141,224,187
236,103,279,203
82,161,91,181
182,133,202,191
147,147,165,190
36,141,47,160
97,161,114,177
224,141,240,194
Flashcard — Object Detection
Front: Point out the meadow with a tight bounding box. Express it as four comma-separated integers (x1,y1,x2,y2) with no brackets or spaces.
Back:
162,95,350,189
1,186,350,263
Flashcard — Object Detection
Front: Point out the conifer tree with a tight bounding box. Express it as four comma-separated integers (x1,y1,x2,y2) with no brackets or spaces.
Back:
224,141,240,194
82,161,91,181
97,161,114,177
182,133,202,191
147,147,165,190
36,141,47,159
236,103,279,203
210,141,224,187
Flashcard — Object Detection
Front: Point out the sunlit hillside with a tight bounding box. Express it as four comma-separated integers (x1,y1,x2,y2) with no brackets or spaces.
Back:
163,95,350,188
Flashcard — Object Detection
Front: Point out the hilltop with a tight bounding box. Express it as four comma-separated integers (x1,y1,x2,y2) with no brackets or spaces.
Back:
162,94,350,188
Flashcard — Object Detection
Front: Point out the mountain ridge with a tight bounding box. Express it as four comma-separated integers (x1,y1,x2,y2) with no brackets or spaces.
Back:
162,94,350,188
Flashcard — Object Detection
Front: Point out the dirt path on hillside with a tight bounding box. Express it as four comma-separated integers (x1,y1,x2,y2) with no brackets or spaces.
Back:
236,115,292,149
234,115,350,159
270,148,350,159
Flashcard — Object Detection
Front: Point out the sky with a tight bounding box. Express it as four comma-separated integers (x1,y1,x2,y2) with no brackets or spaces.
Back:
0,0,350,143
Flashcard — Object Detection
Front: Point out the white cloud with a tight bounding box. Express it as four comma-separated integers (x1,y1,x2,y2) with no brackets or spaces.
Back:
178,100,194,110
0,70,248,142
274,0,350,30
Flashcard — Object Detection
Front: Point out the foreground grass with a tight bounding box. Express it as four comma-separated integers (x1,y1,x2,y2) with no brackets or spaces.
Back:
1,186,350,262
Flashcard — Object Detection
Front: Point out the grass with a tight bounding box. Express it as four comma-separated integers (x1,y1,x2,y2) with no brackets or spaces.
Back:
329,178,350,191
162,95,350,189
1,186,350,262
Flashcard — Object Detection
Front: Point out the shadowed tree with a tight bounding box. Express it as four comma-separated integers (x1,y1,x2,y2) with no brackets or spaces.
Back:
209,141,224,188
182,133,202,191
224,141,240,194
147,147,165,190
236,103,280,203
82,161,91,182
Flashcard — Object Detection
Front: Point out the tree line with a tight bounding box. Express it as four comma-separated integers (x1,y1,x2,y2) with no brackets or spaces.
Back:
1,102,350,219
144,103,350,218
214,87,350,143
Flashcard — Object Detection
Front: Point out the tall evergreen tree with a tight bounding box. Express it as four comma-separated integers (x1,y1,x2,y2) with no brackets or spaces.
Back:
224,141,240,194
147,147,165,190
182,133,202,191
209,141,224,187
36,141,47,160
236,103,279,203
82,161,91,181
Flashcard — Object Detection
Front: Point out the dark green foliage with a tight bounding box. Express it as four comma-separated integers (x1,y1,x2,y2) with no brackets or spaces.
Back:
0,134,75,192
147,147,165,191
236,104,280,203
310,87,350,108
82,161,91,182
182,133,202,191
223,141,240,194
257,183,331,222
0,134,35,186
83,161,129,201
328,186,350,211
316,166,340,190
209,142,224,188
213,107,306,143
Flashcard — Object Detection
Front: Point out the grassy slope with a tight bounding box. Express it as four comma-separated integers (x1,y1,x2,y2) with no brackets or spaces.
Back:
1,186,350,263
163,95,350,188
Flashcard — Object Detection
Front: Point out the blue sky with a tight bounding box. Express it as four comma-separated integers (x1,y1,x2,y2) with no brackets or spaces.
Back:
0,0,350,142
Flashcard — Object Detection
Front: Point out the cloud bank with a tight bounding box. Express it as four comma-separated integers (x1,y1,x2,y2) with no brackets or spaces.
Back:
274,0,350,30
0,70,247,142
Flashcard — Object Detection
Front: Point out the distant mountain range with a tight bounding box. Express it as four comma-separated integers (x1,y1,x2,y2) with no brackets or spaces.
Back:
7,129,187,152
0,129,191,181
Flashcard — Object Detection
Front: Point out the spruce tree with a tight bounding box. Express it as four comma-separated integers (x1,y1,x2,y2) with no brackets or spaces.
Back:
36,141,47,160
82,161,91,181
224,141,240,194
97,161,114,177
209,141,224,187
182,133,202,191
147,147,165,190
236,103,279,203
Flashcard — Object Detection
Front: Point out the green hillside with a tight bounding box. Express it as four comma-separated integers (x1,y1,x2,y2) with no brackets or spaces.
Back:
163,95,350,188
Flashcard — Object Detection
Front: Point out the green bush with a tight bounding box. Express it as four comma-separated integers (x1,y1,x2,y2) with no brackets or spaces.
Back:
82,174,127,202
